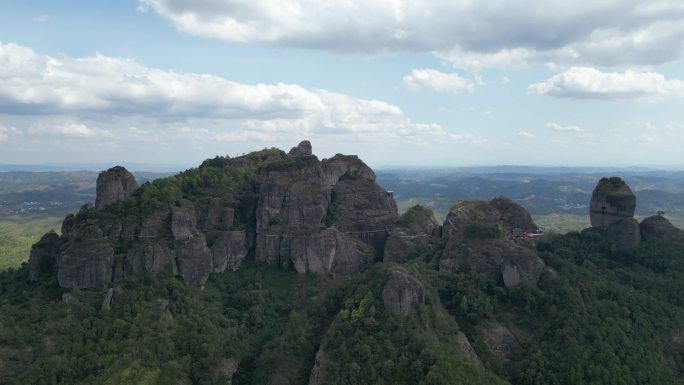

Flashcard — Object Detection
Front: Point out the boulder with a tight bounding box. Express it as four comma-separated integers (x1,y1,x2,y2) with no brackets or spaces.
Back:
590,177,637,230
384,205,440,262
95,166,138,209
381,267,425,316
27,231,60,281
640,215,684,244
211,232,248,272
289,228,374,277
321,154,376,186
124,242,178,276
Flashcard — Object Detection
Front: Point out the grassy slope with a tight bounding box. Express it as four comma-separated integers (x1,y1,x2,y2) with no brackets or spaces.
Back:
0,216,63,270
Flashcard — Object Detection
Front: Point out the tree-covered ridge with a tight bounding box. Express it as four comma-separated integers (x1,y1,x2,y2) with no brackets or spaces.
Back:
4,227,684,384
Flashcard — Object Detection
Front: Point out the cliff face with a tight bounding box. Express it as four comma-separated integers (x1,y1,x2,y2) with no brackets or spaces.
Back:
29,141,397,288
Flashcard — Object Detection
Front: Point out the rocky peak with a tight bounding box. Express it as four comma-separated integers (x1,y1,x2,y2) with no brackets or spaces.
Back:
590,177,636,230
384,205,440,262
589,177,640,246
95,166,138,209
288,140,313,157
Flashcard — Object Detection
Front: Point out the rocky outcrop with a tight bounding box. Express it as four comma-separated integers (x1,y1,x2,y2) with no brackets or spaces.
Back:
28,231,60,281
590,177,636,230
382,267,425,316
288,140,312,157
456,332,482,366
211,232,248,272
588,177,641,246
95,166,138,209
30,140,398,288
605,218,641,247
439,199,545,288
640,215,684,244
176,234,213,285
476,322,523,367
384,205,440,262
171,200,197,240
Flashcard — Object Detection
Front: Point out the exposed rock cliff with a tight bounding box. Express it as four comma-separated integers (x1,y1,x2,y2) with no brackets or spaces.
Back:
29,141,396,288
27,231,60,281
384,205,440,262
589,177,641,246
439,198,545,288
94,166,138,209
381,266,425,316
590,177,636,230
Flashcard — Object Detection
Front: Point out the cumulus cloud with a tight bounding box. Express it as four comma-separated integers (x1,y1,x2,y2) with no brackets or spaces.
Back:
0,41,444,144
449,133,489,144
528,67,684,99
517,131,536,139
403,69,474,94
546,123,584,133
140,0,684,68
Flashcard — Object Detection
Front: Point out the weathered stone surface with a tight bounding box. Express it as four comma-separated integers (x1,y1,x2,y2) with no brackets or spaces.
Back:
330,178,398,251
456,332,482,366
590,177,636,230
95,166,138,209
321,154,376,186
101,288,114,312
215,358,238,385
606,217,641,247
476,322,523,367
171,200,197,240
288,140,313,157
125,242,178,276
211,231,248,272
640,215,684,244
382,267,425,316
61,214,76,238
384,205,440,262
57,225,113,289
196,198,235,230
140,208,169,237
175,234,213,285
439,199,545,287
27,231,60,281
289,228,374,277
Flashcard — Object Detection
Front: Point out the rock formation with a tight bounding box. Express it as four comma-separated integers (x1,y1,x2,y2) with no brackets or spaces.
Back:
589,177,641,246
28,140,397,289
439,198,545,288
590,177,636,229
384,205,440,262
94,166,138,209
381,266,425,316
640,215,684,244
27,231,60,281
476,322,523,367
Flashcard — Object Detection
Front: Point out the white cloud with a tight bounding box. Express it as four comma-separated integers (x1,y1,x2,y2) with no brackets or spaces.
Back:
517,131,536,139
0,125,18,142
546,123,584,133
645,122,658,131
449,133,489,144
33,14,50,23
0,41,445,146
528,67,684,100
140,0,684,68
403,69,474,94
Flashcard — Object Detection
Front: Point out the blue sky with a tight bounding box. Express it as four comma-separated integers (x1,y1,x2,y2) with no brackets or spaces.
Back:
1,0,684,168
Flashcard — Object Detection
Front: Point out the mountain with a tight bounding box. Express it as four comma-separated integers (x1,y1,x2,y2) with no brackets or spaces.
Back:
2,142,684,384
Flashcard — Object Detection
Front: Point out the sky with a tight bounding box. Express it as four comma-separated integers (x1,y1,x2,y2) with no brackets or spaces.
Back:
1,0,684,169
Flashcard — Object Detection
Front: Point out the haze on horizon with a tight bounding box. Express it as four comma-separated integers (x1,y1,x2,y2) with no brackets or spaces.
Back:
1,1,684,169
